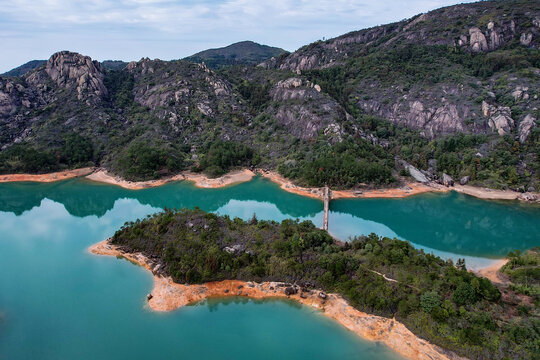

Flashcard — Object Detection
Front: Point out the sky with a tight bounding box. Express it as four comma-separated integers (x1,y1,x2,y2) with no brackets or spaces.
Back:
1,0,474,73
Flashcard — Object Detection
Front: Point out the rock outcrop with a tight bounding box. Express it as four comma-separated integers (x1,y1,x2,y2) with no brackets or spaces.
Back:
400,161,430,183
518,114,537,143
442,173,454,187
357,89,468,138
267,77,346,141
44,51,107,103
469,27,489,52
483,101,514,136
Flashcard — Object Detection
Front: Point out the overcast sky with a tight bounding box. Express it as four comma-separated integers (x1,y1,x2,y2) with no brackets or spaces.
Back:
1,0,474,73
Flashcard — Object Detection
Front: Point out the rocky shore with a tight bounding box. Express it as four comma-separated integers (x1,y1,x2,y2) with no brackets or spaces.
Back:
89,239,466,360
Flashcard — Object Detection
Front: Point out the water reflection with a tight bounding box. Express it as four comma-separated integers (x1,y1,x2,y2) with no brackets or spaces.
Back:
330,192,540,258
0,177,322,218
0,197,401,360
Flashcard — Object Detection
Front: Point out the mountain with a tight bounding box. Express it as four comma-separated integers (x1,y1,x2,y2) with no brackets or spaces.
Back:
2,60,46,77
184,41,288,69
262,0,540,138
1,0,539,193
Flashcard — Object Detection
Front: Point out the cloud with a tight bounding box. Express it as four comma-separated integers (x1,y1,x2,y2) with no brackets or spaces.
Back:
0,0,472,72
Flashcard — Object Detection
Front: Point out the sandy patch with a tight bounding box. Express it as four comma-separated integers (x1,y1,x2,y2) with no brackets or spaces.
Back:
90,239,465,360
183,169,255,188
258,170,540,204
473,259,509,285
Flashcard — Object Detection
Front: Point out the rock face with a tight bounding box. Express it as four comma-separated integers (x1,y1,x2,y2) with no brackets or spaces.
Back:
442,173,454,187
483,101,514,135
267,77,346,141
44,51,107,103
469,27,489,52
518,114,537,143
460,176,471,185
356,86,469,138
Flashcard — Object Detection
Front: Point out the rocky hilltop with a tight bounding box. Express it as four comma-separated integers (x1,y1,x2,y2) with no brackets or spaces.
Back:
265,0,539,72
0,0,539,192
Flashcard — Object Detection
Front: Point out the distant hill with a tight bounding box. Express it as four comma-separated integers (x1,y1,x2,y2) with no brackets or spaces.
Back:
184,41,287,69
101,60,128,71
2,60,46,77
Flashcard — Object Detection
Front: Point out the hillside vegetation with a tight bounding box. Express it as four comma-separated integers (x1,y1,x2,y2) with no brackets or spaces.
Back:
111,208,539,360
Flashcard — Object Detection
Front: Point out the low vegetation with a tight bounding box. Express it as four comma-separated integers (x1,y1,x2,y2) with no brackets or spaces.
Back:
502,248,540,302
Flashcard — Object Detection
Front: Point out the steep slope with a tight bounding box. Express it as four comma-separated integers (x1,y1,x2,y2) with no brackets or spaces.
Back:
263,0,540,138
185,41,287,69
0,51,360,181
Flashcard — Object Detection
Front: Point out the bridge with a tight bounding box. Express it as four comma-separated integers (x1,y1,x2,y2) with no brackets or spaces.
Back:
322,185,330,231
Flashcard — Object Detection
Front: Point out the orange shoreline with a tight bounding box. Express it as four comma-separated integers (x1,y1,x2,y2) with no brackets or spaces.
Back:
89,239,466,360
85,168,255,190
474,259,510,285
0,167,538,204
0,167,94,183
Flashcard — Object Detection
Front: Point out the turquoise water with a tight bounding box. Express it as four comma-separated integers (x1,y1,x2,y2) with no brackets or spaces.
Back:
1,176,540,359
1,176,538,260
0,180,401,360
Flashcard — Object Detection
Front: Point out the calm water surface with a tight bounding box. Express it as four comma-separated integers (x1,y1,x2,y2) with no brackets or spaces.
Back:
1,176,539,359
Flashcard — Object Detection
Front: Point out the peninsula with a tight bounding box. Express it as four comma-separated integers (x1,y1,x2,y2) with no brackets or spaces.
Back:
90,208,538,360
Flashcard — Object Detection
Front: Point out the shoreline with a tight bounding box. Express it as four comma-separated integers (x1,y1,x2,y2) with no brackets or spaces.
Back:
89,239,465,360
0,167,94,183
0,167,538,204
474,259,509,285
85,168,255,190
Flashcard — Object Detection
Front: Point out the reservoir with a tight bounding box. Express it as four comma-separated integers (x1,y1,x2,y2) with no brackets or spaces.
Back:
1,176,539,359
